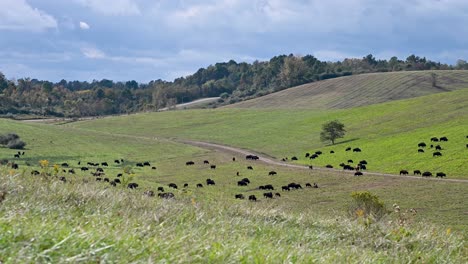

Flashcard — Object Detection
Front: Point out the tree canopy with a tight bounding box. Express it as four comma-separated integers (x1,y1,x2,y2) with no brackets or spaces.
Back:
320,120,346,145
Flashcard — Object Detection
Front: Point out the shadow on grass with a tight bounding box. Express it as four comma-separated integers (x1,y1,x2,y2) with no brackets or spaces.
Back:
324,138,360,147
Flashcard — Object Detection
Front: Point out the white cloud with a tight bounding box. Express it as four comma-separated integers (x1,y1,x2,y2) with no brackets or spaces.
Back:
0,0,57,31
81,47,106,59
75,0,141,16
79,21,90,30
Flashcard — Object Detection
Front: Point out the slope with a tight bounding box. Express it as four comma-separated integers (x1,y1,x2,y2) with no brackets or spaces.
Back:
227,70,468,109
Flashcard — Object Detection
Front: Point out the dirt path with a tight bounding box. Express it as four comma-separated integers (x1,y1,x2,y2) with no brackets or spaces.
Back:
179,139,468,184
158,97,220,111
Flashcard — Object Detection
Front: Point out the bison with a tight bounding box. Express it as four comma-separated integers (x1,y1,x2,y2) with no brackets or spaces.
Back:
291,156,298,161
186,161,195,166
248,195,257,201
325,164,333,168
439,137,448,142
210,165,216,169
238,180,248,186
158,192,175,199
418,149,424,153
418,142,427,148
268,171,277,176
282,186,290,191
203,160,210,164
354,171,363,176
144,190,155,197
345,147,351,151
235,194,245,199
433,152,442,157
127,182,139,189
157,187,165,192
430,137,439,142
206,179,215,186
168,183,178,189
400,170,409,175
422,171,432,177
435,145,442,151
330,150,335,154
413,170,421,175
247,166,253,170
353,148,362,152
436,172,446,178
196,183,203,188
263,192,273,199
241,178,250,184
305,183,312,188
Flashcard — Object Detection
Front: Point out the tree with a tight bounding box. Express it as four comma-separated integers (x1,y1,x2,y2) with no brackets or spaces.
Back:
320,120,346,145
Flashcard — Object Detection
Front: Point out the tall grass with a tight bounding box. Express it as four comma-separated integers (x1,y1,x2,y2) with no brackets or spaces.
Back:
0,170,466,263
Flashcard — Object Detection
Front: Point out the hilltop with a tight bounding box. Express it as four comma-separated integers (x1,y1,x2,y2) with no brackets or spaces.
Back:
227,70,468,109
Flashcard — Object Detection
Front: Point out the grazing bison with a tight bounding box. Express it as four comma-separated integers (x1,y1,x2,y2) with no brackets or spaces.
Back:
210,165,216,169
61,163,69,167
31,170,40,175
326,164,333,168
359,164,367,170
345,147,351,151
433,151,442,157
68,169,75,174
347,159,353,163
354,171,363,176
315,151,323,155
136,163,144,167
430,137,439,142
101,162,108,167
14,153,20,158
204,160,210,164
110,181,117,187
305,153,310,158
144,190,155,197
186,161,195,166
245,155,259,160
275,193,281,197
305,183,312,188
359,160,368,165
114,159,120,164
248,195,257,201
242,178,250,184
59,176,67,183
309,165,313,170
310,154,318,159
330,150,335,154
268,171,277,176
96,177,102,181
418,142,427,148
206,179,215,186
247,166,253,170
418,149,424,153
343,165,354,170
143,161,151,166
151,166,157,170
235,194,245,199
168,183,178,189
258,185,265,190
127,183,139,189
291,156,298,161
435,145,442,150
158,192,175,199
436,172,446,178
157,187,165,192
117,173,122,177
413,170,421,175
103,178,110,182
422,171,432,177
400,170,409,175
96,168,104,173
11,163,18,169
263,192,273,199
288,183,302,189
196,183,203,188
114,179,121,184
183,183,189,188
439,137,448,142
281,186,290,191
238,180,248,186
264,184,274,190
81,167,89,171
353,148,362,152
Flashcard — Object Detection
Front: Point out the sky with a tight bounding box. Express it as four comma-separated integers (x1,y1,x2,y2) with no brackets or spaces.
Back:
0,0,467,83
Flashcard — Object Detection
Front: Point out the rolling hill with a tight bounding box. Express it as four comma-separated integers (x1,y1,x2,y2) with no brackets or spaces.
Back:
227,70,468,109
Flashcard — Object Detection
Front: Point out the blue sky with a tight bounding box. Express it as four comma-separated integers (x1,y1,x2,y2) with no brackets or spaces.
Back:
0,0,467,82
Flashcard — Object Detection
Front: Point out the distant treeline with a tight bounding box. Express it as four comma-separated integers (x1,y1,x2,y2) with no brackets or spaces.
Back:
1,54,467,117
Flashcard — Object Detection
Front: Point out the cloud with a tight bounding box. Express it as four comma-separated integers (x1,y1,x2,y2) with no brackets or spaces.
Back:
81,47,106,59
79,21,90,30
74,0,141,16
0,0,57,31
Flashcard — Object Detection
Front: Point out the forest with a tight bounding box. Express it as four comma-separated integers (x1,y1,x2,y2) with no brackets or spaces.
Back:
1,54,467,118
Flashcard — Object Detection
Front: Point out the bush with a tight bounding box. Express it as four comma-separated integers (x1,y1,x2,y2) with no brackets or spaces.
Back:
0,133,19,145
7,139,26,149
349,191,388,221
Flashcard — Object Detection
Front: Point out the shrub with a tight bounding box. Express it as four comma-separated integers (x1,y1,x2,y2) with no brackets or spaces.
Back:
0,133,19,145
7,139,26,149
349,191,388,221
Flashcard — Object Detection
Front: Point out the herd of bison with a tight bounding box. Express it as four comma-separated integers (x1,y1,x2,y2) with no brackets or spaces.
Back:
1,135,467,201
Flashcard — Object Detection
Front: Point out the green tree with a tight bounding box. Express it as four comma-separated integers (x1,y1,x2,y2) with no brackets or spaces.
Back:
320,120,346,145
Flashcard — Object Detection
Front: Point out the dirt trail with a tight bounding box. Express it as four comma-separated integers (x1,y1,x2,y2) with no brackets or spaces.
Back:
179,139,468,184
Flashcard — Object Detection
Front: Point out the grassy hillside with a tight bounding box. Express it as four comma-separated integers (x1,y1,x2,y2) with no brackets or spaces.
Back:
227,70,468,109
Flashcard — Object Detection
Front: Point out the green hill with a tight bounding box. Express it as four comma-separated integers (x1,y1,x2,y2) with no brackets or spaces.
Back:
227,70,468,109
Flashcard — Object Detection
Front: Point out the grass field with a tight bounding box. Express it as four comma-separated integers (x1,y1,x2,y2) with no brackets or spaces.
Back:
71,88,468,179
228,70,468,109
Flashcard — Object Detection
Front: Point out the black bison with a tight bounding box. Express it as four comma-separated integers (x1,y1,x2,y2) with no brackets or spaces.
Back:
353,148,362,152
354,171,363,176
127,183,139,189
275,193,281,197
359,160,368,165
343,165,354,170
206,179,215,186
400,170,409,175
422,171,432,177
291,156,298,161
310,154,319,159
101,162,108,167
241,178,250,184
117,173,122,177
249,195,257,201
61,163,69,167
114,179,121,184
235,194,245,199
435,145,442,151
325,164,333,168
59,176,66,183
136,163,144,167
237,180,248,186
186,161,195,166
430,137,439,142
247,166,253,170
359,164,367,170
282,186,290,191
413,170,421,175
315,151,323,155
305,183,312,187
158,192,175,199
309,165,313,170
258,185,265,190
144,190,155,197
114,159,120,164
204,160,210,164
288,183,302,189
330,150,335,154
31,170,40,175
433,152,442,157
418,149,424,153
11,163,18,169
436,172,446,178
347,159,353,163
96,168,104,173
143,161,151,166
168,183,178,189
103,178,110,182
196,183,203,188
232,157,236,161
157,187,165,192
268,171,277,176
96,177,102,181
210,165,216,169
81,167,89,171
264,184,274,190
440,137,448,142
263,192,273,199
110,181,117,187
245,155,259,160
305,153,310,158
151,166,157,170
183,183,188,188
418,142,427,148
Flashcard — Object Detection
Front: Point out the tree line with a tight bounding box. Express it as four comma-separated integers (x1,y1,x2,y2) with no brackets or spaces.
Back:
1,55,467,118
